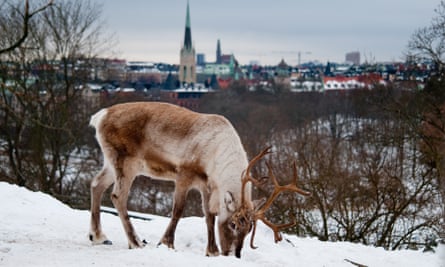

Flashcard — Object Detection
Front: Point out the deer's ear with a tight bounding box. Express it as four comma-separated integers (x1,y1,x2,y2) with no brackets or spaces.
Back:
224,191,236,212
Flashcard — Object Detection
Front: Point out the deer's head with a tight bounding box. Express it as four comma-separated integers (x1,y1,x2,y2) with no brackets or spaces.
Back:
218,147,311,258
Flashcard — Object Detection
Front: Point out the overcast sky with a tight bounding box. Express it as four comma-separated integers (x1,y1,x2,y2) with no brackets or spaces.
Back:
96,0,440,65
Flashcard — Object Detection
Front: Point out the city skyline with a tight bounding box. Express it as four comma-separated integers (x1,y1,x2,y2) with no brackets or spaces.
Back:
97,0,440,65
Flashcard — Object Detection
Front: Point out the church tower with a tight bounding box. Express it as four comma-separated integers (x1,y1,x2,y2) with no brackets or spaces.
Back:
216,39,222,64
179,1,196,87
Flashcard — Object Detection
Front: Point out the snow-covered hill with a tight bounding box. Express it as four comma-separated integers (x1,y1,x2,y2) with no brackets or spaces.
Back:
0,182,443,267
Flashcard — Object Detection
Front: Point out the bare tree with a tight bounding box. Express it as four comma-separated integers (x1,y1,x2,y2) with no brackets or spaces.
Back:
408,2,445,238
0,0,53,54
0,0,112,199
408,0,445,71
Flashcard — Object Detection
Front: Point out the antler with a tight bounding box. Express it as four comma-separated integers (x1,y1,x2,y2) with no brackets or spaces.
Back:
240,146,272,207
248,159,310,249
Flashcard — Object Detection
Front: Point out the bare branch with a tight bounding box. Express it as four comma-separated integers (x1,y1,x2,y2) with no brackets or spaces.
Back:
0,0,53,54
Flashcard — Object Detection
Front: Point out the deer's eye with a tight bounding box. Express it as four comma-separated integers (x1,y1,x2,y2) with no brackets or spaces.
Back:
229,221,237,231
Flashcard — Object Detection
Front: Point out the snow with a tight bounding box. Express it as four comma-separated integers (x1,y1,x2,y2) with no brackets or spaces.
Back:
0,181,443,267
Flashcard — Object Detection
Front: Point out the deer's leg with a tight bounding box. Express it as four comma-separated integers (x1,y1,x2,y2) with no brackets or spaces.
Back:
201,189,219,256
110,164,144,249
158,180,189,249
89,167,114,245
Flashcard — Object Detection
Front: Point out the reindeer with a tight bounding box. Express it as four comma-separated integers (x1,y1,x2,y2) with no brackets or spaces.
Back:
88,102,309,258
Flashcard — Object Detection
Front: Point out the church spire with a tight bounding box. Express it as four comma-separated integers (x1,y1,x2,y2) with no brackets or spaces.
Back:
183,1,192,51
216,39,221,64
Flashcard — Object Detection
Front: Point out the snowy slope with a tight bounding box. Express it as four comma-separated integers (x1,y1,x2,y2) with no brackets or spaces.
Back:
0,182,443,267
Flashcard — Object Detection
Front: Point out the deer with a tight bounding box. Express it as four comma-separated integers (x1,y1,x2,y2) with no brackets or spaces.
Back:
88,101,310,258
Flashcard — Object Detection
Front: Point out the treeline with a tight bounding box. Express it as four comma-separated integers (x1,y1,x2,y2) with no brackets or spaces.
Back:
197,82,444,250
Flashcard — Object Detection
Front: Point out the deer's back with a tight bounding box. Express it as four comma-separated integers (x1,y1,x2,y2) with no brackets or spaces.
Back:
92,102,234,181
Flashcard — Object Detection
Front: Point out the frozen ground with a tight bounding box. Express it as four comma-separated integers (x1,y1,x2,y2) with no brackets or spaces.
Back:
0,182,443,266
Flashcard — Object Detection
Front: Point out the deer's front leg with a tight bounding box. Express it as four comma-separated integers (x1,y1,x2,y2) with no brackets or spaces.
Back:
158,183,189,249
201,189,219,256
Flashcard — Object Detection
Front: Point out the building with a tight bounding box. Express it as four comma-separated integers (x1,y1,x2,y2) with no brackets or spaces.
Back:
178,1,196,87
273,59,291,88
323,74,385,91
196,53,205,66
345,51,360,65
198,39,238,84
216,39,222,64
161,88,212,111
202,64,232,75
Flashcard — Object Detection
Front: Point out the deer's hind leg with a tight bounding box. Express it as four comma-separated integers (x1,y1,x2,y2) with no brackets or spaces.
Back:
89,167,114,245
110,158,145,249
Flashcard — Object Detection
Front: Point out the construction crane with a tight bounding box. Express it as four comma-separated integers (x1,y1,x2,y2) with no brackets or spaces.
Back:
271,50,312,66
298,51,312,66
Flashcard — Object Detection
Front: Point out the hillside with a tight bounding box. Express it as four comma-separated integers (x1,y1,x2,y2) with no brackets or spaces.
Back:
0,182,442,267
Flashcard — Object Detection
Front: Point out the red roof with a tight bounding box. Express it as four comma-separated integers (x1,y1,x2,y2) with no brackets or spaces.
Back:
323,74,383,84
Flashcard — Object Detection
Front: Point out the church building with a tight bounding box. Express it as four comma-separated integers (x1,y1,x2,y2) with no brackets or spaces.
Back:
178,1,196,87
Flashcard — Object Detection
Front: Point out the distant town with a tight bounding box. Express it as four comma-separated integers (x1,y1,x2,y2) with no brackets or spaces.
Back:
72,2,429,109
6,1,433,111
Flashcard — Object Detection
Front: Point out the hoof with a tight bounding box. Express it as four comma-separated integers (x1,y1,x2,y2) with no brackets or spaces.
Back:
206,245,220,257
157,240,174,249
89,233,112,246
206,251,220,257
129,239,147,249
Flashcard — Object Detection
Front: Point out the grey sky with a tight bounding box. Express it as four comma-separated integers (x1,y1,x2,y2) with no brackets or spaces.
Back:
97,0,440,65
